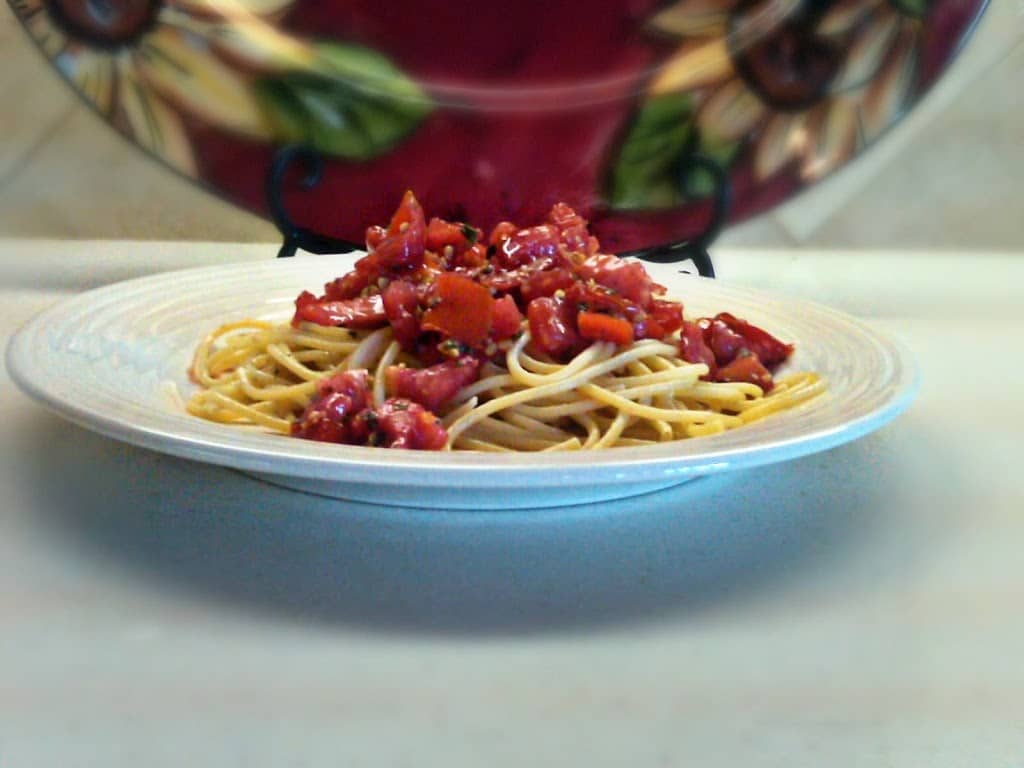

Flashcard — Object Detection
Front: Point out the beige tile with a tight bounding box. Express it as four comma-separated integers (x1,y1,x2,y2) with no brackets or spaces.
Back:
717,211,796,249
0,3,275,242
772,0,1023,245
0,104,279,241
798,40,1024,251
0,4,77,181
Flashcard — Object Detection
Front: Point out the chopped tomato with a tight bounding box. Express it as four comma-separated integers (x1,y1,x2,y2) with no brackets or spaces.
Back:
425,217,481,253
705,318,748,366
491,295,524,339
547,202,599,256
520,267,576,303
649,299,684,336
488,221,517,247
291,370,371,443
576,252,659,307
565,281,666,341
577,312,634,346
381,279,421,351
492,224,561,269
420,272,494,347
527,295,583,361
566,281,633,316
372,190,426,270
478,266,525,296
679,321,717,375
293,291,386,329
386,356,480,412
351,398,448,450
630,311,664,341
454,243,488,269
717,354,774,390
547,202,587,232
714,312,794,368
365,225,387,250
323,269,370,301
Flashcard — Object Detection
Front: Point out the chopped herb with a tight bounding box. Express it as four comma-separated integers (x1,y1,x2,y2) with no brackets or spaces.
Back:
460,224,479,244
438,338,467,357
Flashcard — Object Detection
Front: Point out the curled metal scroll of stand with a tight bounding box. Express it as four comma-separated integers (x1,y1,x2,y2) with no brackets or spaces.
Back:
266,145,729,278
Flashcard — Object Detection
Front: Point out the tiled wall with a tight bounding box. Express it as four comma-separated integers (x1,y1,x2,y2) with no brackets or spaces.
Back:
1,0,1020,250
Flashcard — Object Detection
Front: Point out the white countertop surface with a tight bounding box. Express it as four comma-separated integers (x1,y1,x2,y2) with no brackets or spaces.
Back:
1,240,1022,766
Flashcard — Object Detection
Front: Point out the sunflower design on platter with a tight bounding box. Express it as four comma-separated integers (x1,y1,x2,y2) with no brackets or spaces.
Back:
9,0,432,176
608,0,933,210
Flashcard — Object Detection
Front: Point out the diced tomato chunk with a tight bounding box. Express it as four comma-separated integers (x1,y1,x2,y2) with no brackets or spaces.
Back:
630,312,663,341
372,190,426,270
425,217,481,257
323,269,370,301
382,279,421,351
492,224,561,269
679,321,717,375
648,299,684,336
426,217,467,251
527,295,583,361
491,295,524,339
365,225,387,250
386,356,480,412
478,267,522,295
486,221,515,247
520,267,577,303
454,243,487,269
713,312,794,368
420,272,494,347
706,318,748,366
352,398,448,450
566,281,631,316
577,312,634,346
547,202,587,232
291,370,372,443
547,202,599,256
576,252,659,307
717,354,774,390
293,292,386,329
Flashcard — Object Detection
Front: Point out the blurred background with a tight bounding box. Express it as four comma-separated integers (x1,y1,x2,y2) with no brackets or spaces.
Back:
0,0,1020,251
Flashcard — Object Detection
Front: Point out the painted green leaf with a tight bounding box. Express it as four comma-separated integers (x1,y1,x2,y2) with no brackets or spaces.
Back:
681,132,741,198
254,42,432,160
889,0,929,18
606,92,694,210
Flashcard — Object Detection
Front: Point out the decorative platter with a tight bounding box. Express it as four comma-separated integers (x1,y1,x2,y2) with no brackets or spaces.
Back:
9,0,986,252
6,254,919,509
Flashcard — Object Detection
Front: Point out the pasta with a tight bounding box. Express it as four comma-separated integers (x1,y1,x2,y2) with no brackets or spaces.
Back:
187,193,825,451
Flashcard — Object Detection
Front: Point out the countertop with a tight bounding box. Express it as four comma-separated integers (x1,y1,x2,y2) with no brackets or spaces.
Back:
1,240,1022,766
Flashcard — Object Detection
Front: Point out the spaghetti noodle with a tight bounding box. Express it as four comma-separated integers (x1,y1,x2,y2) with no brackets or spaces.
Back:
188,193,824,451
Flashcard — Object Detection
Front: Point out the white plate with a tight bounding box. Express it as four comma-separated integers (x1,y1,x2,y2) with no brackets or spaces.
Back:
6,256,918,509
